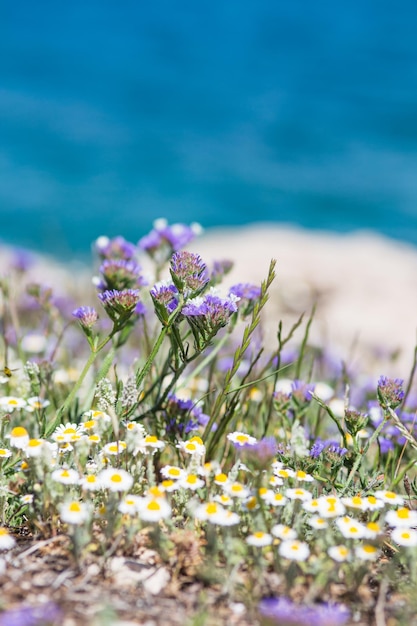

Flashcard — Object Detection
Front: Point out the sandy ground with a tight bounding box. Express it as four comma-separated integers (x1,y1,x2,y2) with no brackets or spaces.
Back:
189,225,417,378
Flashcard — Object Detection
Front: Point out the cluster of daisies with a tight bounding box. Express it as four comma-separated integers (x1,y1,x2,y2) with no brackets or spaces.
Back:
0,394,416,580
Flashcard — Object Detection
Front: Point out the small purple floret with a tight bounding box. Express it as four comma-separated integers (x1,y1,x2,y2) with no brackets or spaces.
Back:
259,597,350,626
72,306,98,329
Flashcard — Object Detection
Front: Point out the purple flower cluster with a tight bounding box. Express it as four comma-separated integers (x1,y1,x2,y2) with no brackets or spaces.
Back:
164,393,210,438
377,375,405,410
310,438,348,459
139,219,201,263
210,259,234,284
291,379,316,405
170,251,208,294
182,292,238,337
242,437,278,469
98,259,147,291
72,306,98,330
229,282,261,301
259,597,350,626
95,235,138,261
150,281,180,321
98,289,143,323
0,602,62,626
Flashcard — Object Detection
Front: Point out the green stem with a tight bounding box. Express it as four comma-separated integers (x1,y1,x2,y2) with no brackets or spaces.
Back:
135,304,183,390
177,330,230,390
341,417,389,495
51,333,115,433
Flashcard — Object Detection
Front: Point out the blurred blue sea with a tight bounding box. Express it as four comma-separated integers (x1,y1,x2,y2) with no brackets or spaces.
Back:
1,0,417,260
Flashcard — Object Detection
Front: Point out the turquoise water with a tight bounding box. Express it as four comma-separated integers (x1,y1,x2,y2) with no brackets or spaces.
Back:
1,1,417,259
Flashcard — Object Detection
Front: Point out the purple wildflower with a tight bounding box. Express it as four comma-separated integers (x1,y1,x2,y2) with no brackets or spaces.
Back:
134,300,147,316
95,235,138,261
170,251,209,294
150,281,180,321
379,438,395,454
259,597,350,626
98,289,142,323
138,219,202,263
163,394,209,439
377,375,405,410
210,259,234,284
229,283,261,301
241,437,278,469
310,439,326,458
72,306,98,330
0,602,62,626
327,443,348,457
291,380,315,405
182,292,238,337
99,259,147,291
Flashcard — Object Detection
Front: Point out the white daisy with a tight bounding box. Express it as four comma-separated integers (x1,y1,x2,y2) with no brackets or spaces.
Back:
227,431,257,447
385,507,417,528
271,524,298,541
374,490,404,506
102,440,127,456
176,436,205,456
51,468,80,485
246,531,273,547
354,544,379,561
99,468,133,492
118,494,141,515
391,527,417,547
160,465,186,480
328,545,351,562
178,474,205,491
59,501,90,525
279,539,310,561
52,423,85,443
7,426,30,449
0,527,16,550
0,396,27,411
80,474,102,492
137,497,172,522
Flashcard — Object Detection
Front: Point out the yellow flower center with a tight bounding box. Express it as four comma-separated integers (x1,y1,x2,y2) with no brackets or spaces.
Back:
398,508,410,519
206,503,218,515
147,500,161,511
215,473,227,483
11,427,28,438
69,502,81,512
110,474,122,483
28,439,42,447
